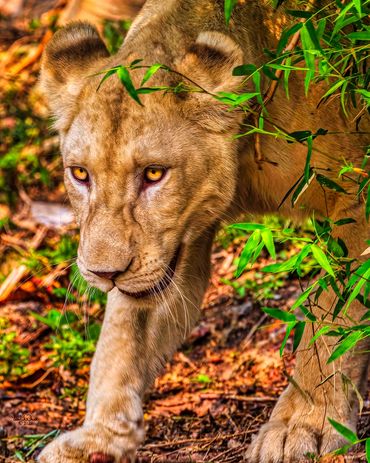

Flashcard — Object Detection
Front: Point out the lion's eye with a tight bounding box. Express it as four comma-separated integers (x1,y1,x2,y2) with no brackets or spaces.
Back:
71,166,89,183
144,166,165,184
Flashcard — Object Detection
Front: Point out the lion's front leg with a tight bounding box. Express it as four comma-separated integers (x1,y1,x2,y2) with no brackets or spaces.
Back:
38,265,208,463
248,216,369,463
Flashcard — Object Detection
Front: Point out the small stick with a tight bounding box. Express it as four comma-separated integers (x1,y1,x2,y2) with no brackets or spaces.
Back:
253,25,303,167
0,226,47,302
7,29,53,75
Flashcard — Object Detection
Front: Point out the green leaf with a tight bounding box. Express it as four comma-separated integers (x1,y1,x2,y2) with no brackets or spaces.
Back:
320,80,346,102
262,307,297,322
316,174,347,194
268,63,307,71
263,254,299,273
97,68,118,91
280,321,295,355
335,218,356,226
229,223,266,231
293,321,305,352
296,244,312,276
215,92,259,106
310,325,332,345
366,438,370,463
286,9,314,18
291,170,315,207
327,331,364,363
348,31,370,41
262,65,279,81
232,63,257,76
345,267,370,311
328,418,358,444
283,56,292,99
277,22,303,55
304,136,313,182
15,451,26,462
311,244,335,277
252,70,263,106
129,58,143,67
305,20,323,53
292,284,316,310
235,230,262,277
288,130,312,142
117,66,142,105
140,63,164,86
298,305,317,322
261,229,276,259
328,237,345,258
224,0,238,25
353,0,362,15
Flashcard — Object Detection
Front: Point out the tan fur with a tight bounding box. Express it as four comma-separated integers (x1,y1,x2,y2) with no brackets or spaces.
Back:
38,2,369,462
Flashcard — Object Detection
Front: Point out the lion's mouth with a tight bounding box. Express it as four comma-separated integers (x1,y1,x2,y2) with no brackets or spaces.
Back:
118,246,181,299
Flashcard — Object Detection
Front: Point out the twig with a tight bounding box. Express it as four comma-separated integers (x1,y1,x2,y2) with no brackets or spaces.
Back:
241,314,268,350
7,29,53,75
252,24,303,168
144,429,258,450
0,226,47,302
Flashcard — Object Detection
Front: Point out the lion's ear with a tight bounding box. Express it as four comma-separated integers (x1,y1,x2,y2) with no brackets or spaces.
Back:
40,22,109,131
176,31,244,132
178,31,243,94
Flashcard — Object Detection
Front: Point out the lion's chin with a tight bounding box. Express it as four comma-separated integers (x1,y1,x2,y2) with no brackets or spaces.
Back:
117,246,181,299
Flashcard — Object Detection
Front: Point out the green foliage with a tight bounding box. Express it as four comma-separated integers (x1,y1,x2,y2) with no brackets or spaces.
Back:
103,19,131,54
327,418,370,460
0,317,30,378
31,309,101,368
0,107,58,204
9,430,60,462
230,217,369,358
192,374,212,384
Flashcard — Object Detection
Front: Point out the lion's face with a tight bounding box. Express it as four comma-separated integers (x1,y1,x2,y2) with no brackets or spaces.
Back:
40,24,243,298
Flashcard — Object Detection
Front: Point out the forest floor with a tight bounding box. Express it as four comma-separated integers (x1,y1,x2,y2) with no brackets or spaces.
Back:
0,4,369,463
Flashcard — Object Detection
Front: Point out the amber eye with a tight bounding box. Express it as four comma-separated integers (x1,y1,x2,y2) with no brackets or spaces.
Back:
144,166,165,184
71,166,89,183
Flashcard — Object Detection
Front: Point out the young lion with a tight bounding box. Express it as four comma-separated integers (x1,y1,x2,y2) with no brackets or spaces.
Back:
39,0,369,461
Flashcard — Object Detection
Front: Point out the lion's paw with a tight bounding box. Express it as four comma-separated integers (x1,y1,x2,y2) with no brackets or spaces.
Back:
247,419,347,463
38,426,138,463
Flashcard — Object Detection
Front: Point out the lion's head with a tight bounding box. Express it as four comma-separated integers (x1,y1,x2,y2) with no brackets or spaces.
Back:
40,23,243,299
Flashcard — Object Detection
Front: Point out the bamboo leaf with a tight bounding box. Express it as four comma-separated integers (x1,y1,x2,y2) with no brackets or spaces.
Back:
261,229,276,259
140,63,164,86
348,31,370,41
229,223,266,231
292,284,316,310
232,63,257,76
310,325,332,345
293,321,306,351
311,244,335,277
328,418,358,444
97,68,118,91
292,170,315,207
316,174,347,194
262,307,297,322
327,331,364,363
298,304,317,322
224,0,238,25
117,66,142,105
235,230,262,277
280,322,295,356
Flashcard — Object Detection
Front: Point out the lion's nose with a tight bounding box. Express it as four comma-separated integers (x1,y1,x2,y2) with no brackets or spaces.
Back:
89,270,121,280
